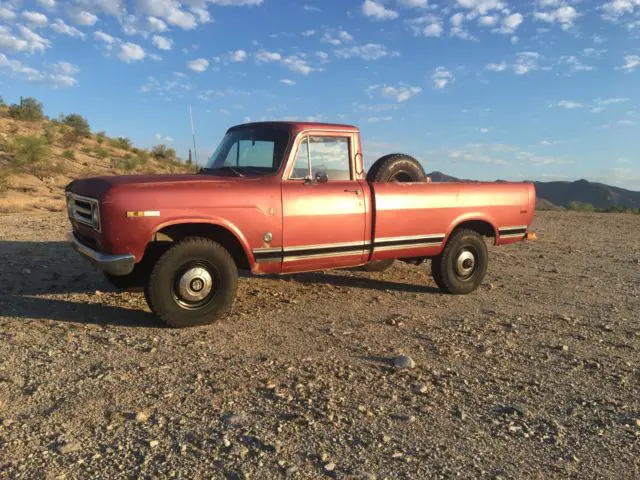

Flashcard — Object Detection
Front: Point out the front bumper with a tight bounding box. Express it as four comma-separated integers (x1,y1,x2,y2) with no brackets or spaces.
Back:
70,232,135,276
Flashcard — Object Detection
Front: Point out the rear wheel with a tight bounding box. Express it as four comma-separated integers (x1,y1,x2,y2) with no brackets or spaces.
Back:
431,229,488,294
145,237,238,328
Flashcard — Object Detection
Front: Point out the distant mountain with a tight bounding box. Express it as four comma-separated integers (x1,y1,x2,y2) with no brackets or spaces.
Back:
426,171,640,209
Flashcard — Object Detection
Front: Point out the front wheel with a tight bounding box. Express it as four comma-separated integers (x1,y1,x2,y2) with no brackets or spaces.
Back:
431,229,488,294
145,237,238,328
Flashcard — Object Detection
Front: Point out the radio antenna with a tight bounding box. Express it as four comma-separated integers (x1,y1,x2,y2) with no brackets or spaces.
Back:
189,105,198,167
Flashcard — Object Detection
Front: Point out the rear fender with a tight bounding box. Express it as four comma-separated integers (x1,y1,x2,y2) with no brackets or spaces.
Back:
445,213,498,246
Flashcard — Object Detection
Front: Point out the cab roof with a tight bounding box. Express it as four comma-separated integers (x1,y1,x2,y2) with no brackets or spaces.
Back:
227,121,359,134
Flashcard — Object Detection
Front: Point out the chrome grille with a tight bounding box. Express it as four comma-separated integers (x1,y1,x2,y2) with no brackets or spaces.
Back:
66,193,101,232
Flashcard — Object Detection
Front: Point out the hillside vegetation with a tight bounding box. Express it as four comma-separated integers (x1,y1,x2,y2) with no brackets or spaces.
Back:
0,96,196,213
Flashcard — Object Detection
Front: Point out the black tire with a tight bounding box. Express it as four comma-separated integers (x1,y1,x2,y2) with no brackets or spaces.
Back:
145,237,238,328
366,153,426,183
431,229,488,294
363,259,395,272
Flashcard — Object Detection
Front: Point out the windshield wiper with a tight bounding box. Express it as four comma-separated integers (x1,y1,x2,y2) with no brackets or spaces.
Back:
200,166,245,177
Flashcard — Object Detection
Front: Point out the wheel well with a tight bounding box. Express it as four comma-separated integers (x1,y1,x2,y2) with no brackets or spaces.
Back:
452,220,496,240
154,223,250,270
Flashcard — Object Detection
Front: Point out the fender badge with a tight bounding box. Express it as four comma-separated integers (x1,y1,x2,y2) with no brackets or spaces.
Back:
264,232,273,243
127,211,160,218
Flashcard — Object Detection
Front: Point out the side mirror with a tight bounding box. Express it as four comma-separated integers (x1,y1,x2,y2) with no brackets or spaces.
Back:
315,171,328,184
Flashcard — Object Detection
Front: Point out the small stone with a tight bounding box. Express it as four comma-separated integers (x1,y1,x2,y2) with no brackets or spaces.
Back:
56,442,81,455
223,412,248,427
2,419,13,427
560,345,569,352
148,440,159,448
413,384,430,395
393,355,416,370
382,435,391,444
324,462,336,472
135,411,149,423
453,406,466,421
22,268,31,275
635,419,640,428
285,466,298,476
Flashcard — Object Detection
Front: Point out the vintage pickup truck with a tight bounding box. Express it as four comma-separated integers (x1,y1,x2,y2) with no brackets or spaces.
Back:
66,121,535,327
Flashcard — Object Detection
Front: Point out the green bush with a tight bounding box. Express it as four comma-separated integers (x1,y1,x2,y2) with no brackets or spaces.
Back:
567,201,596,212
60,129,80,147
95,147,109,159
109,137,132,150
61,113,91,137
81,146,92,154
95,131,107,144
62,149,75,159
113,154,138,171
44,124,57,144
8,135,50,167
8,97,44,121
151,144,177,162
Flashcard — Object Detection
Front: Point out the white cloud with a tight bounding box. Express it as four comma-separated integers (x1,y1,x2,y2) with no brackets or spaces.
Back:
551,100,582,109
0,6,16,21
0,25,51,54
187,58,209,72
155,133,174,142
485,61,507,71
280,78,296,86
148,17,168,32
398,0,428,6
367,83,422,102
255,49,282,62
119,42,145,62
362,0,399,20
230,49,247,62
334,43,399,60
478,15,498,26
423,23,443,36
495,13,523,34
0,53,78,87
321,30,353,45
601,0,639,19
38,0,57,8
432,66,453,88
316,51,329,61
450,12,465,27
152,35,173,50
456,0,506,16
596,97,630,105
22,11,49,27
209,0,264,4
67,9,98,26
281,55,316,75
51,19,85,39
620,55,640,71
135,0,198,29
514,51,541,75
94,30,116,45
534,5,577,29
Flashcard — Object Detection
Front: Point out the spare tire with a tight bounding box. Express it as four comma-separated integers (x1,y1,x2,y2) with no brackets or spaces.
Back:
366,153,426,183
364,154,426,272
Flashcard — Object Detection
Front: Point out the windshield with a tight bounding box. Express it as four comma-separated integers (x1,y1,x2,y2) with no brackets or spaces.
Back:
203,128,290,176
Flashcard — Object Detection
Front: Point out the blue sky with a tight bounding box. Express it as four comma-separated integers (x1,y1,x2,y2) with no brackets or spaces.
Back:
1,0,639,190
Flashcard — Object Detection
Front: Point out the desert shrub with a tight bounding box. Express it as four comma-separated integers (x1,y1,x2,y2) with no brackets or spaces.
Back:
44,124,57,144
109,137,132,150
0,168,9,196
81,146,92,154
8,135,50,167
0,96,5,108
113,154,139,171
95,131,107,144
62,149,75,159
151,144,177,162
61,113,91,137
95,147,109,159
8,97,44,121
133,148,149,165
567,201,596,212
60,129,80,147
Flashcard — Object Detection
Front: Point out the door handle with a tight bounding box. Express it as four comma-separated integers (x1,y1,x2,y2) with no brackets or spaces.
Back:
344,189,361,195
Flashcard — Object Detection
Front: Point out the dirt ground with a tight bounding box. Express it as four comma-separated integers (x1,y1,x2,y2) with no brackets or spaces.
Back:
0,211,638,479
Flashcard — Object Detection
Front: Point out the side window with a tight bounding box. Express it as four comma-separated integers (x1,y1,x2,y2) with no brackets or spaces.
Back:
289,136,351,181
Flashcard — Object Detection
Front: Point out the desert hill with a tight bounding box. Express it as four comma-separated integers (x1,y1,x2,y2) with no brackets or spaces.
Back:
0,97,194,214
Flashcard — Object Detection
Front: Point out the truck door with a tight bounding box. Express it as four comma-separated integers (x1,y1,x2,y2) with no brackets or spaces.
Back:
281,133,367,273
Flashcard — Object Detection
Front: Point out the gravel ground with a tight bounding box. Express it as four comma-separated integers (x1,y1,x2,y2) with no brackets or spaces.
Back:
0,211,638,479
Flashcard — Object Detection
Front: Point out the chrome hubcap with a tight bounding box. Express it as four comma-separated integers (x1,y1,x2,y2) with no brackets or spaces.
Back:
177,267,213,303
455,250,476,277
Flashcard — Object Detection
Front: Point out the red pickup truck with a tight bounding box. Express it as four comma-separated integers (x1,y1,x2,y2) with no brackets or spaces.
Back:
66,121,535,327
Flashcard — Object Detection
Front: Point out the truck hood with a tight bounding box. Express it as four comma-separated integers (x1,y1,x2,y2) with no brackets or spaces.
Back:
66,174,242,199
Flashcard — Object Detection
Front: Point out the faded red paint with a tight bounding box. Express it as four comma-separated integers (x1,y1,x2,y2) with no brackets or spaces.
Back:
66,121,535,274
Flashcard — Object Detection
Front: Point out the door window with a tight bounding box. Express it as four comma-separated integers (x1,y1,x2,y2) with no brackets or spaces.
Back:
289,136,351,181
